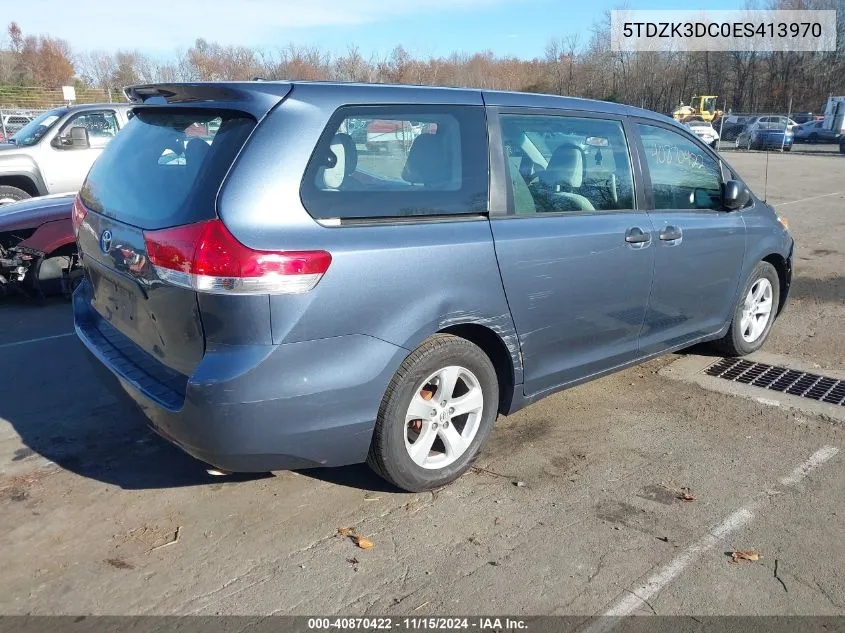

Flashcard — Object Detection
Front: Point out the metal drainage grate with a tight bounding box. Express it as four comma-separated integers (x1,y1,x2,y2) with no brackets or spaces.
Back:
705,358,845,406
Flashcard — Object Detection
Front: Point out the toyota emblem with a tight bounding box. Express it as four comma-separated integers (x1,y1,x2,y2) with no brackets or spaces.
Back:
99,230,113,254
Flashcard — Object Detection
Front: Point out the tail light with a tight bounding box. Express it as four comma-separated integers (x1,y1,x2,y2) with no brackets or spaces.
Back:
144,219,331,295
71,196,88,237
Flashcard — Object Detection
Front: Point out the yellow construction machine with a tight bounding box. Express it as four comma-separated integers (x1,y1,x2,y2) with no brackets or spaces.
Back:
672,95,723,123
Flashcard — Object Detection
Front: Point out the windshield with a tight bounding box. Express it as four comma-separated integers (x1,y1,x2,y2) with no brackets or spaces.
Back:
9,108,67,146
703,97,716,112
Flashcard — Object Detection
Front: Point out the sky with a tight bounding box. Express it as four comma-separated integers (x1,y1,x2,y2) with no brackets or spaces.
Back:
12,0,746,59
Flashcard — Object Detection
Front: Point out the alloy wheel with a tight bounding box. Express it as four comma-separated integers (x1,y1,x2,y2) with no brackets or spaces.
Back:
740,278,774,343
404,365,484,469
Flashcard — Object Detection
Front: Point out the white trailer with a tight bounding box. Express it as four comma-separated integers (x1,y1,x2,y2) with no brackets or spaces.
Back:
821,96,845,134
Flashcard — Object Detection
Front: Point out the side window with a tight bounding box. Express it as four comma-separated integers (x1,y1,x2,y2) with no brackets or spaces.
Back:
637,124,723,211
300,105,488,220
60,110,120,149
498,114,635,214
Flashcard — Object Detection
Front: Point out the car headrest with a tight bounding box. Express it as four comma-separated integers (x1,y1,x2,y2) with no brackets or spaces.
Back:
315,135,348,189
333,132,358,175
185,138,210,174
402,134,451,186
539,143,584,190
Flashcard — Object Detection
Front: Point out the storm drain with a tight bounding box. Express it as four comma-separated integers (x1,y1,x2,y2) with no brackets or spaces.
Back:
705,358,845,406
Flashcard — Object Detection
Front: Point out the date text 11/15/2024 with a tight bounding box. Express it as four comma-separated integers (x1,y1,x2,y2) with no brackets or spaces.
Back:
307,617,528,631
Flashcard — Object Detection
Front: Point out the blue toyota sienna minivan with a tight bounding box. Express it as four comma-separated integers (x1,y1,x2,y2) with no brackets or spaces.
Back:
73,82,793,491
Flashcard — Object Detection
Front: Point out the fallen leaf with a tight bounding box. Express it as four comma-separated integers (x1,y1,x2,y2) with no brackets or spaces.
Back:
494,516,503,526
679,492,696,502
355,536,375,550
730,550,760,563
337,527,355,537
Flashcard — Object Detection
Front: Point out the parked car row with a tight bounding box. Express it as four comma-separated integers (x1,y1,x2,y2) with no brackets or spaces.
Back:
716,113,843,148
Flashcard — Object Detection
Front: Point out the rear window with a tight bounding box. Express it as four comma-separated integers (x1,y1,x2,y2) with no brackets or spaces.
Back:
300,105,488,220
81,109,255,230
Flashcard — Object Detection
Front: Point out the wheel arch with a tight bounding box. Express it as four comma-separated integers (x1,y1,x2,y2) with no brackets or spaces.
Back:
437,322,518,415
761,252,791,316
18,219,75,255
0,170,47,197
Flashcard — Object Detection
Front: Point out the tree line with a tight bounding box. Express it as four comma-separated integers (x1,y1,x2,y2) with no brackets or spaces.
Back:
1,0,844,115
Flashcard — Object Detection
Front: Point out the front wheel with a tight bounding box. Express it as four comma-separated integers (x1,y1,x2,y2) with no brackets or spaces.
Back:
713,261,780,357
368,334,499,492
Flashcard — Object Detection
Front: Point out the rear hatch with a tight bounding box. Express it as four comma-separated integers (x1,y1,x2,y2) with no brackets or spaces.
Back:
75,88,285,378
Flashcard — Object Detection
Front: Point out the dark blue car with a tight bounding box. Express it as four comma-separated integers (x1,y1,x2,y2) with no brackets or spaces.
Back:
73,82,794,491
735,116,795,151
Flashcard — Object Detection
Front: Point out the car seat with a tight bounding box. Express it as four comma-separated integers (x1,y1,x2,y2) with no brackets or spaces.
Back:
535,143,595,211
402,134,452,187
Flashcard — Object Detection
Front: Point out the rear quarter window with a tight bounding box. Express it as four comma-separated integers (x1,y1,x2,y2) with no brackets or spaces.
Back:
300,105,488,221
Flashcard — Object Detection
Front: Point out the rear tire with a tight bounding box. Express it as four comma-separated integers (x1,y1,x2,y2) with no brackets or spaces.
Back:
0,185,30,206
712,261,780,357
367,334,499,492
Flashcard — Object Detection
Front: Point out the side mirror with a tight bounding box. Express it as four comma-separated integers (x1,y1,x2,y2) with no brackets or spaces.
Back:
67,126,90,149
723,180,751,211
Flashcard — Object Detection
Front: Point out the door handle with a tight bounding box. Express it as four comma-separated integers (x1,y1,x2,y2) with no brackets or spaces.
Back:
624,227,651,244
659,226,683,241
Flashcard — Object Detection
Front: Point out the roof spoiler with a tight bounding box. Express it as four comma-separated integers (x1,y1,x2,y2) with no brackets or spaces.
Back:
123,82,292,119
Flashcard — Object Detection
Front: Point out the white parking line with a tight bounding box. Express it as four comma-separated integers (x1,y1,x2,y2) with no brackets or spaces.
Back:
598,507,755,619
779,445,840,487
776,191,845,206
0,332,75,350
580,445,840,632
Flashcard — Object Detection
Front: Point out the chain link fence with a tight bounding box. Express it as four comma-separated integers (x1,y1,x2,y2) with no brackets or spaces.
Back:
0,85,130,141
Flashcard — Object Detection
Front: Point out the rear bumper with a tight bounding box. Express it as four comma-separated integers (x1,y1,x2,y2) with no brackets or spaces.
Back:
755,136,793,147
73,282,407,472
